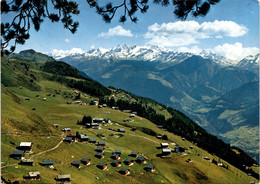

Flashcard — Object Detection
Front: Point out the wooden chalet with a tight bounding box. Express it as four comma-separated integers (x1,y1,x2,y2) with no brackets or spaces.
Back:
118,128,126,133
28,171,40,179
19,142,32,151
42,160,54,168
56,174,71,182
104,118,111,123
136,156,146,164
114,150,122,155
81,158,91,165
97,163,107,170
162,148,171,156
92,125,101,129
63,137,73,143
160,143,169,148
129,114,135,118
111,153,120,160
123,110,131,113
131,127,138,131
123,118,132,122
62,128,71,132
79,135,89,142
112,106,119,110
144,164,155,172
124,159,134,166
11,150,24,160
89,138,97,143
119,168,130,175
71,160,81,168
95,152,105,159
66,132,76,141
96,147,105,153
98,141,106,146
93,118,104,123
130,151,139,158
111,160,121,167
52,124,59,128
20,158,33,166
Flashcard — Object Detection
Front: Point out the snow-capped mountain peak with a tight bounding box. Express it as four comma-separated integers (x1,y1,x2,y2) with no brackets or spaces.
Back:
50,45,259,71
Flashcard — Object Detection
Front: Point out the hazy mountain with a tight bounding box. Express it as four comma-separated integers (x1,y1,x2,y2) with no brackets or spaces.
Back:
8,49,55,62
52,45,259,162
236,54,259,75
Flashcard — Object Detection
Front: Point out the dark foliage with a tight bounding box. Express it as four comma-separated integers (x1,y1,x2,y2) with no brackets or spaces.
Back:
81,116,92,126
49,75,111,97
42,61,86,79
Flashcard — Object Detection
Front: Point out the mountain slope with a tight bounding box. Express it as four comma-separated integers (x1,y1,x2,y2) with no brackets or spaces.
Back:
1,54,259,183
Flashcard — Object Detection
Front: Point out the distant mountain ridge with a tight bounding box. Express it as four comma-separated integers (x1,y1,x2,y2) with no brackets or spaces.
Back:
50,45,259,72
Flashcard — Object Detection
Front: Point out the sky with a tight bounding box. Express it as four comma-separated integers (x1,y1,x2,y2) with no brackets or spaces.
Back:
3,0,260,61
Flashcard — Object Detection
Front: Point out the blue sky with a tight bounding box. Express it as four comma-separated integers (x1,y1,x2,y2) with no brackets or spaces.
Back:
4,0,259,60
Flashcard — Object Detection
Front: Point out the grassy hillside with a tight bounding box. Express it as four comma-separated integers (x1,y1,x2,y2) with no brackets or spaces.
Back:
1,56,259,184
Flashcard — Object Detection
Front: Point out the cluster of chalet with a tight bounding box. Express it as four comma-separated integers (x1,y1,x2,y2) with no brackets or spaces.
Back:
10,142,33,165
62,129,90,143
94,148,155,175
160,142,186,156
85,117,112,130
71,157,91,168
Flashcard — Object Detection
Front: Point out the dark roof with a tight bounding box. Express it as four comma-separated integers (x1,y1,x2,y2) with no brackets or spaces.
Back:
136,156,145,161
111,153,119,157
145,164,155,169
96,147,104,151
64,137,73,141
43,160,54,165
124,158,133,163
120,167,129,172
97,163,107,167
114,150,122,154
81,158,90,162
12,150,24,155
95,152,104,156
111,160,121,164
57,174,70,179
131,151,139,155
71,161,81,165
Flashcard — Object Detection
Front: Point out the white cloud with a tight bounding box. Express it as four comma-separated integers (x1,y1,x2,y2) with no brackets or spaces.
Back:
208,42,259,60
177,46,202,54
98,26,133,37
51,48,84,59
64,38,70,43
144,20,248,47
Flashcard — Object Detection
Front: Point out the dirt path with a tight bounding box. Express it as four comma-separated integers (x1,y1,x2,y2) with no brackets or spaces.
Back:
30,136,65,159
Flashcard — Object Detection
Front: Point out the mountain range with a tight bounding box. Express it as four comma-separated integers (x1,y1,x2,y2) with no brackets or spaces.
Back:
11,46,259,162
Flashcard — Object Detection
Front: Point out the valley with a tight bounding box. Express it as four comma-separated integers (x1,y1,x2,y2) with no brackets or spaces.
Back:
1,55,259,183
51,45,259,162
